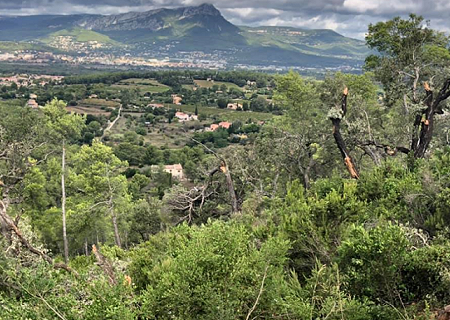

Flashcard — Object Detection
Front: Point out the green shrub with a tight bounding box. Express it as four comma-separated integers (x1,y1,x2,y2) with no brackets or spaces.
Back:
130,221,310,320
337,222,409,304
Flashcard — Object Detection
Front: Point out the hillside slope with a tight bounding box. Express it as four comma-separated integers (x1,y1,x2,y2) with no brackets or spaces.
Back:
0,4,371,67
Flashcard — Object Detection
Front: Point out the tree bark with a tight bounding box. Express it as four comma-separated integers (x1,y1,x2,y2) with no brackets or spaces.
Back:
413,80,450,158
111,212,121,248
362,146,382,166
61,140,69,264
84,239,88,256
220,161,239,214
330,88,359,179
299,157,315,189
0,196,12,244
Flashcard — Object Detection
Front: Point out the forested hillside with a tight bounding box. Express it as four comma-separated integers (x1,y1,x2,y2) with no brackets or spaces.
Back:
2,14,450,319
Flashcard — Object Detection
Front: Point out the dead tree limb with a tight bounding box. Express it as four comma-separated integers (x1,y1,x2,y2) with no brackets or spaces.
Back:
329,87,359,179
413,80,450,158
92,244,117,285
0,200,77,275
246,266,269,320
168,185,216,225
191,138,239,213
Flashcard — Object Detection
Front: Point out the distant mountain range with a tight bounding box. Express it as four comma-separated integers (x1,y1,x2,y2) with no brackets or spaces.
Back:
0,3,371,68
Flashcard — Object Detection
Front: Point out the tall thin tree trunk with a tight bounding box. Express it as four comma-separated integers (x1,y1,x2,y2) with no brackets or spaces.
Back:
61,140,69,264
221,162,238,213
303,172,311,190
111,212,121,248
84,239,88,256
0,197,11,243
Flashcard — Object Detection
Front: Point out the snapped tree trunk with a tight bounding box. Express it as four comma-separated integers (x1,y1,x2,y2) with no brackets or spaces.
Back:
412,81,450,158
220,161,238,214
330,88,359,179
61,140,69,264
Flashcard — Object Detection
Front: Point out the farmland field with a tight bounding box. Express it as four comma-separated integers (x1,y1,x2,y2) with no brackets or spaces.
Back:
194,80,242,91
175,104,274,122
78,98,119,108
111,78,170,93
110,116,189,149
66,105,111,115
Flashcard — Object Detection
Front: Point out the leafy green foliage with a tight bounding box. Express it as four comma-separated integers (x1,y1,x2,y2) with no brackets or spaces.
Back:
131,221,310,320
338,223,409,303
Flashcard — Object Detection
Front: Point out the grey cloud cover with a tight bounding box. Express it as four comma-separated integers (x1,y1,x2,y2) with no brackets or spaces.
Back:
0,0,449,39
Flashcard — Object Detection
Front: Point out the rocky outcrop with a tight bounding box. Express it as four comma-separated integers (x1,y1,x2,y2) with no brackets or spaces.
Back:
76,4,227,32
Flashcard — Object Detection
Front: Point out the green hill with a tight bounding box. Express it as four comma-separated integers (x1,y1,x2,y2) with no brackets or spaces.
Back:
42,28,118,44
241,26,369,60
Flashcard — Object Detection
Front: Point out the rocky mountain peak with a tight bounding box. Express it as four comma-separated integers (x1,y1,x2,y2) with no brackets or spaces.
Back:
182,3,221,17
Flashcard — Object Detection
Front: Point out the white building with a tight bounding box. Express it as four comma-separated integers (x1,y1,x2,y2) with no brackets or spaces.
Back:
164,164,185,180
175,112,198,122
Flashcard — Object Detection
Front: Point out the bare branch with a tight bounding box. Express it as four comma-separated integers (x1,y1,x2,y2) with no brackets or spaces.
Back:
246,266,269,320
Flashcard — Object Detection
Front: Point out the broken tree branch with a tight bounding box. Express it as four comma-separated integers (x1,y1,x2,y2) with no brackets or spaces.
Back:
92,244,117,285
0,200,77,276
191,137,239,213
413,79,450,158
329,87,359,179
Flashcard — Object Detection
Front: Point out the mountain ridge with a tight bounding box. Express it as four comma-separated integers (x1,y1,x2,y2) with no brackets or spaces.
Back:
0,4,370,68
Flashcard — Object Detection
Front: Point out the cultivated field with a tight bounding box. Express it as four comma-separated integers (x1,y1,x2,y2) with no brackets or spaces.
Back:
112,78,170,93
175,104,274,122
194,80,242,91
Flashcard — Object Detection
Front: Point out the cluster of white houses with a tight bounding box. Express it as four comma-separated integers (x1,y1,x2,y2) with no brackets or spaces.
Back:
0,74,64,87
175,111,198,122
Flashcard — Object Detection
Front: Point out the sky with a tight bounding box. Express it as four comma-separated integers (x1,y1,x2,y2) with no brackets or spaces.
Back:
0,0,449,39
